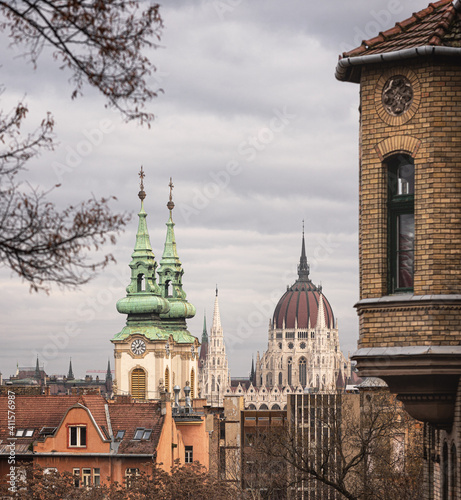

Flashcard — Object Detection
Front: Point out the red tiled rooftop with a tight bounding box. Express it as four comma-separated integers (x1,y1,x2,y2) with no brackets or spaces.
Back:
108,400,163,454
0,394,164,456
342,0,461,59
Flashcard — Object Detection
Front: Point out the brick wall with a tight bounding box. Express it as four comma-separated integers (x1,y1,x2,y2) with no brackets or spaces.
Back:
357,59,461,349
359,60,461,299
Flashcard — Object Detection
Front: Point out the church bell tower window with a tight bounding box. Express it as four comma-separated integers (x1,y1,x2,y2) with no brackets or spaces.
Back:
131,368,146,399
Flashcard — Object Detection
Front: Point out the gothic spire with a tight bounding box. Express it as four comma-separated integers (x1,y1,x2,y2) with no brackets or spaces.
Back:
211,287,222,332
35,357,40,380
202,311,208,342
106,359,112,381
297,221,310,281
67,358,74,380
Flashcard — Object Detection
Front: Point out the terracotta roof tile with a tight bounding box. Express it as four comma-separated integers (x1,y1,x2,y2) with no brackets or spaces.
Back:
108,400,163,454
0,395,165,457
342,0,460,58
0,394,108,452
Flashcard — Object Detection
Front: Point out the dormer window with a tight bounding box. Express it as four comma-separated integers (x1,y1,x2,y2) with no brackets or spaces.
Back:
387,154,415,293
115,430,125,441
69,426,86,447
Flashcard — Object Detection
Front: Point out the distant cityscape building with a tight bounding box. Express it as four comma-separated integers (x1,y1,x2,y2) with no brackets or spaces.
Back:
255,230,350,395
3,358,113,397
197,231,353,410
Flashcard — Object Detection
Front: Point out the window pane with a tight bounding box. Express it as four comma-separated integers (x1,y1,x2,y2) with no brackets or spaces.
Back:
70,427,77,446
397,162,414,195
80,427,87,446
397,214,414,288
134,428,144,440
142,429,152,440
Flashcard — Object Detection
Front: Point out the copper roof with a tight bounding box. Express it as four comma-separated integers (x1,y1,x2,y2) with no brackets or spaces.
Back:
273,281,334,330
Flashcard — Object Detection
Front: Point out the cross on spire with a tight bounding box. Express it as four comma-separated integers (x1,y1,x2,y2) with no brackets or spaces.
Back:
138,166,146,201
167,177,175,212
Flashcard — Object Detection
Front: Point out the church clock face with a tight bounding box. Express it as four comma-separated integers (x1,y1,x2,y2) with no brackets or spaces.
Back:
131,339,146,356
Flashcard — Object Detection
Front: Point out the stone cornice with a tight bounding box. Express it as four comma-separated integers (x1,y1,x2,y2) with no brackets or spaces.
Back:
355,294,461,314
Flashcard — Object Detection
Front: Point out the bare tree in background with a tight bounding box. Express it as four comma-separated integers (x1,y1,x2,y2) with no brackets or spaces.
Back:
250,392,423,500
0,0,163,291
0,461,237,499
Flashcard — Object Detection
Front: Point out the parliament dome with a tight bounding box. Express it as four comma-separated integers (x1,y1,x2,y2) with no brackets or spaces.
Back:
272,233,335,330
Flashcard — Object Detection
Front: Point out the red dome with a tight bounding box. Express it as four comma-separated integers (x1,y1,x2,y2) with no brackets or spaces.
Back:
272,232,335,330
272,280,334,330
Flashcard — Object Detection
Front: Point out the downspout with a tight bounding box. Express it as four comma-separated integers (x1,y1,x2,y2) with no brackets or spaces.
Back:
104,403,114,483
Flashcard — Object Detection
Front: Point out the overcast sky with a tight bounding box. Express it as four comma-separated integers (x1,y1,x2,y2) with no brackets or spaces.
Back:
0,1,421,380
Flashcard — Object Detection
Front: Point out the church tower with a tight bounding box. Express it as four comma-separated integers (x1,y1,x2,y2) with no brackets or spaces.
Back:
111,170,198,400
199,288,230,406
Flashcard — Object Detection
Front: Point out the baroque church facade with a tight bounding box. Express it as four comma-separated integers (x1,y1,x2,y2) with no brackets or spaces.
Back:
111,172,199,400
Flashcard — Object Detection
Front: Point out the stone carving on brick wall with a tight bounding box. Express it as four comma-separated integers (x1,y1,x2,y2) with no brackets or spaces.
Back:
382,75,413,116
375,67,420,126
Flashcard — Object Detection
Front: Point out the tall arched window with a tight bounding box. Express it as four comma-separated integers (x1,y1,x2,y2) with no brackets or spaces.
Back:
212,375,215,392
387,154,415,293
278,372,283,386
190,368,195,399
266,373,272,387
165,367,170,393
287,358,293,386
299,357,307,387
131,368,146,399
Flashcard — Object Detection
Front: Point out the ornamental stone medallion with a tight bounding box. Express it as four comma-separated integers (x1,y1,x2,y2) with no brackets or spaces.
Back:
375,67,420,126
382,75,413,116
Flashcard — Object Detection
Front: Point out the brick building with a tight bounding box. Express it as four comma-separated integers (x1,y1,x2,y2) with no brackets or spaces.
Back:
336,1,461,498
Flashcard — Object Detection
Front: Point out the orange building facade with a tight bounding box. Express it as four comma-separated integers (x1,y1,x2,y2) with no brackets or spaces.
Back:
0,392,209,489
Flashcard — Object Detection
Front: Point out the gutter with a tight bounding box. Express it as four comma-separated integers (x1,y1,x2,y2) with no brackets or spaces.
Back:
335,45,461,82
32,452,156,458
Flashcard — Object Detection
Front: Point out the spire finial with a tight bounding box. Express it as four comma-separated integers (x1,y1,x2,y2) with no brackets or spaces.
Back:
167,177,175,212
138,166,146,201
297,223,310,280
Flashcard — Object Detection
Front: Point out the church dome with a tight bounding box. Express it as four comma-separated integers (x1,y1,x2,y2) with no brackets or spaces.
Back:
272,232,335,330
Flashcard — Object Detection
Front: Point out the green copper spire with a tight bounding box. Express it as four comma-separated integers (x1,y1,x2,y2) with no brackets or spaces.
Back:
113,168,170,342
158,178,196,324
123,167,161,296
